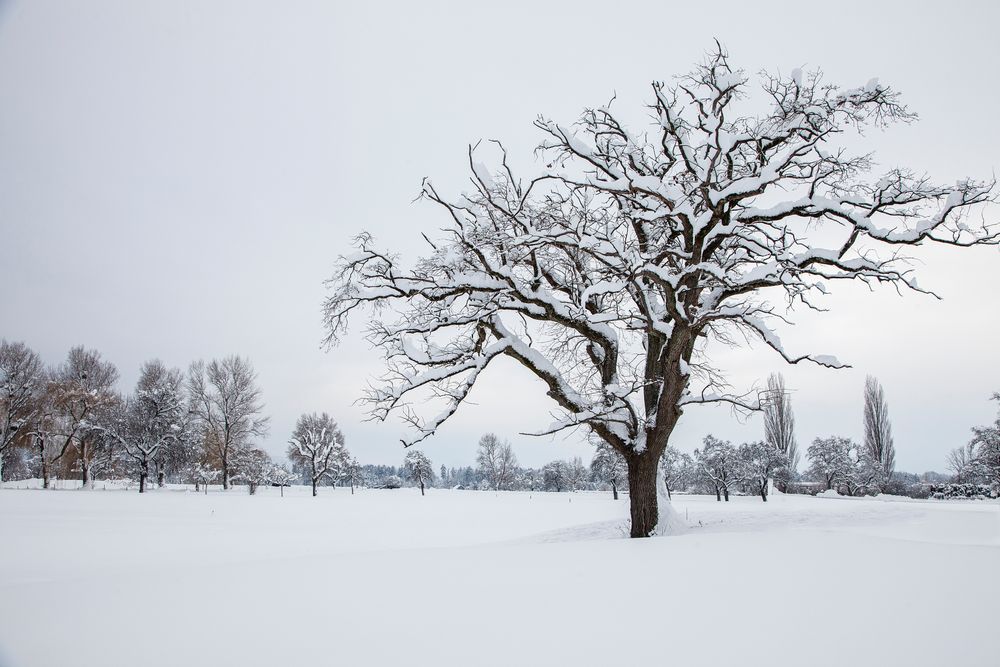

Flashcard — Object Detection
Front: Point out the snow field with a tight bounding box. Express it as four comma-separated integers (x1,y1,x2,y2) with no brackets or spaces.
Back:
0,486,997,666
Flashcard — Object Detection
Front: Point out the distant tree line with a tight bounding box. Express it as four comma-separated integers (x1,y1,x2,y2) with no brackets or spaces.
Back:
0,339,365,495
4,340,994,500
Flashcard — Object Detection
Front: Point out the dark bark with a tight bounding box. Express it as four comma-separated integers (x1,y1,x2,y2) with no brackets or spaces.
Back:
420,481,425,496
760,484,767,501
312,479,317,497
611,480,618,501
221,460,230,490
723,487,730,501
39,441,49,489
80,439,91,489
715,486,721,502
626,454,659,538
157,468,165,488
139,472,147,493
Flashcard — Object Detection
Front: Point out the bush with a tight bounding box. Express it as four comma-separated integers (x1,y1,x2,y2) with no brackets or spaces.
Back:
382,475,403,489
927,483,996,500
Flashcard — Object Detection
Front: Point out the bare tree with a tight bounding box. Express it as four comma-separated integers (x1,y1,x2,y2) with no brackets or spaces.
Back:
49,346,119,488
695,436,737,501
402,449,434,495
475,433,518,491
542,460,568,492
660,446,695,499
946,443,981,483
323,46,996,537
343,457,363,494
863,376,895,480
287,412,347,496
100,361,189,493
187,356,269,490
232,446,272,495
971,393,1000,488
736,440,788,501
270,464,296,497
762,372,798,490
591,439,627,499
0,341,45,482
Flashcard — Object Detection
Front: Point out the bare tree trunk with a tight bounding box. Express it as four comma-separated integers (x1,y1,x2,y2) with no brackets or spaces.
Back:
221,459,229,490
157,466,165,488
611,481,618,501
715,485,721,502
139,472,146,493
626,454,659,538
39,442,50,489
420,480,425,496
312,479,317,497
81,459,91,490
723,487,730,502
760,482,767,502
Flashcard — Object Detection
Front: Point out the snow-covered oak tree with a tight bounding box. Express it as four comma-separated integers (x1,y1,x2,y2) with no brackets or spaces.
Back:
287,412,347,496
323,46,996,537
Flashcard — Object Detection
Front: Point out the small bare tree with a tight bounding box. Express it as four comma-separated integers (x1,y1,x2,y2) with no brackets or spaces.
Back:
591,439,627,499
0,340,45,482
287,412,347,496
187,356,269,490
323,45,996,537
475,433,518,490
232,446,272,495
695,436,737,501
402,449,434,495
863,376,895,480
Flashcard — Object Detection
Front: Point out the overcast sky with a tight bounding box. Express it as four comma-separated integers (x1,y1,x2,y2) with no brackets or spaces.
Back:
1,0,998,472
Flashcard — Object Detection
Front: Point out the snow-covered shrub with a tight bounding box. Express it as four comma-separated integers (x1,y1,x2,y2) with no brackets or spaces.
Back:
928,483,995,500
382,475,402,489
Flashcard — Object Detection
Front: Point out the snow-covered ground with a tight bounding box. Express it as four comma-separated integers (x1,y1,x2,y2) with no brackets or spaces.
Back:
1,485,997,666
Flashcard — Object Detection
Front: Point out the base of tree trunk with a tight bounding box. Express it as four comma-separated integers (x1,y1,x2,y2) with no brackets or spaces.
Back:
626,455,659,538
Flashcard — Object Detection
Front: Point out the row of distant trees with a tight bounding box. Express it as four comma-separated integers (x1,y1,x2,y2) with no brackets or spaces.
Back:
0,339,367,494
378,375,1000,502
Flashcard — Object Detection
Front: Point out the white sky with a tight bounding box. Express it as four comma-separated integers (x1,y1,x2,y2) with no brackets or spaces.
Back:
1,0,998,472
